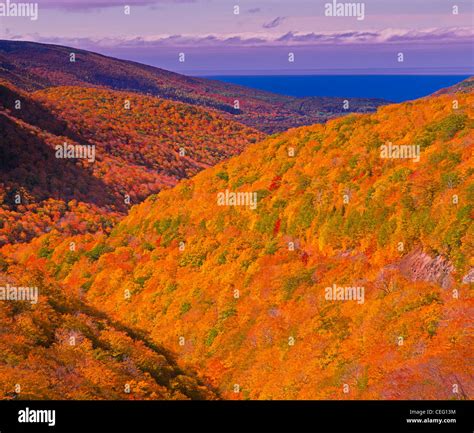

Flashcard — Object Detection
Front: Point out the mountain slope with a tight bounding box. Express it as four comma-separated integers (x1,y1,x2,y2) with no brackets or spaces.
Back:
4,89,472,399
0,40,387,133
434,76,474,95
0,80,263,244
0,259,217,400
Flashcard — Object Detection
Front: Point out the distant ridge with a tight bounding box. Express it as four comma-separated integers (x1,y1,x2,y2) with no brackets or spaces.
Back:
0,40,387,133
433,76,474,95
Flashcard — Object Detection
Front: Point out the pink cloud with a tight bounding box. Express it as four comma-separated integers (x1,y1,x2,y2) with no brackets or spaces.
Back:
38,0,195,10
17,26,471,47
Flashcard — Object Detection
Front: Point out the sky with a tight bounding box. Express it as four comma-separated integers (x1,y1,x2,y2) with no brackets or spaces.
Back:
0,0,473,74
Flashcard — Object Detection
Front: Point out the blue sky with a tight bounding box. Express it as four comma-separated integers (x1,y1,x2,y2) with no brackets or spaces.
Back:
1,0,473,74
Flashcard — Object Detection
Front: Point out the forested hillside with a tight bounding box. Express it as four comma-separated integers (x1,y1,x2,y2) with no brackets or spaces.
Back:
0,81,262,244
2,89,472,399
0,40,387,133
0,262,217,400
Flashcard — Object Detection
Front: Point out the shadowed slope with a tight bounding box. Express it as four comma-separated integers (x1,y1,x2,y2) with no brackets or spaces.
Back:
0,80,263,244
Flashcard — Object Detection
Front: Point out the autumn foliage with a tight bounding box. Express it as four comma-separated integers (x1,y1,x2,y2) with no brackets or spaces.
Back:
0,81,262,245
0,40,387,133
1,87,472,400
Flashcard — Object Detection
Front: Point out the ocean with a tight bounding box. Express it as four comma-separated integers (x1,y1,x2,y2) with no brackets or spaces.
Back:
204,75,470,102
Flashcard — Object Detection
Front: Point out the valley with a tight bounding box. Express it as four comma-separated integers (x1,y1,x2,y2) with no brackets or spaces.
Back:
1,78,471,399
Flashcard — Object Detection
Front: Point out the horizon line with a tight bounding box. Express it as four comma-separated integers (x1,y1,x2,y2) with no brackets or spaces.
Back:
189,70,473,77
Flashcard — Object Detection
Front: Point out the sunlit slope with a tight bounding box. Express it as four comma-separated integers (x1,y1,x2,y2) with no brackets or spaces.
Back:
6,91,473,400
